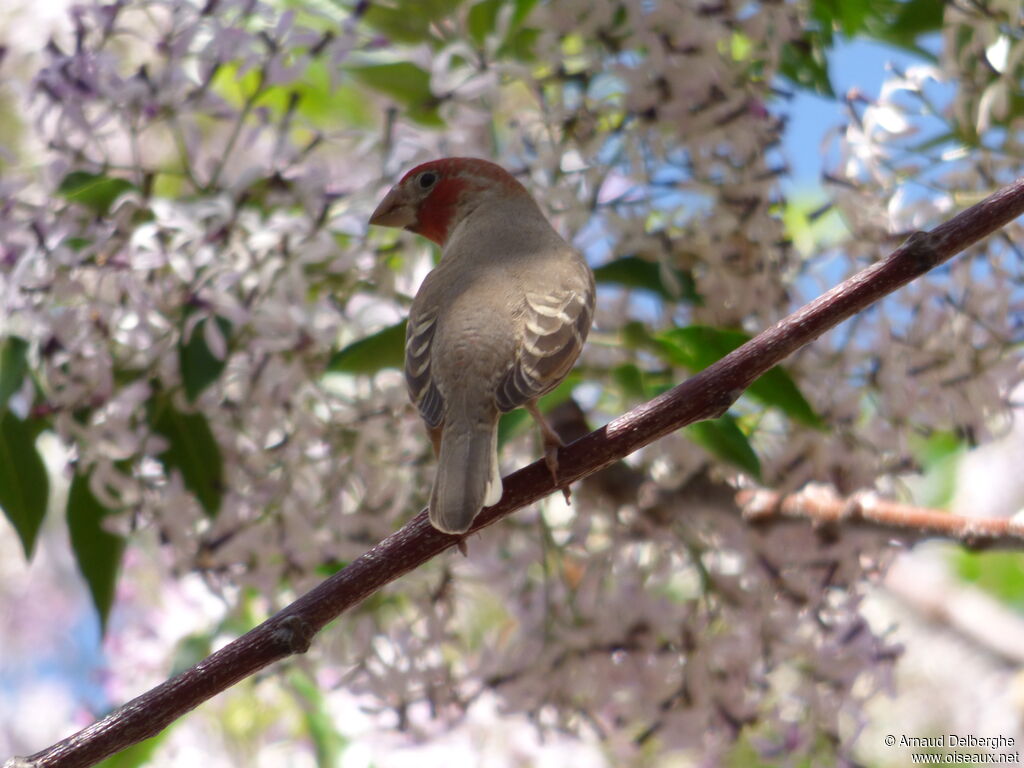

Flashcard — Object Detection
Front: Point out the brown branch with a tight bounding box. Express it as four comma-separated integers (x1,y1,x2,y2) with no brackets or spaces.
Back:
10,177,1024,768
737,485,1024,550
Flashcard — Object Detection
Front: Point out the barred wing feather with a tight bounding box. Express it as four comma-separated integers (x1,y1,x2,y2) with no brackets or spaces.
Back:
495,284,593,412
405,311,444,428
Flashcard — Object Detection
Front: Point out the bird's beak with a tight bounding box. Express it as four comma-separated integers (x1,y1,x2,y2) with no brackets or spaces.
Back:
368,187,417,229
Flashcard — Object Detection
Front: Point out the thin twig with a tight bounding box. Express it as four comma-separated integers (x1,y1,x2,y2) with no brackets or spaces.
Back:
10,177,1024,768
737,486,1024,550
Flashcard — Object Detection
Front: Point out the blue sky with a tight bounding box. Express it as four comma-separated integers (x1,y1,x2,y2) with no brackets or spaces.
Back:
784,36,938,188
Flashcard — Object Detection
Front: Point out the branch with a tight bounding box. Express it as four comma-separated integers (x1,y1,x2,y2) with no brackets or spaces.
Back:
11,176,1024,768
737,485,1024,550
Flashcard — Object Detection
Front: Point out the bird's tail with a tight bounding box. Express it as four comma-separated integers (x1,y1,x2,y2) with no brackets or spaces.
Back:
429,410,502,534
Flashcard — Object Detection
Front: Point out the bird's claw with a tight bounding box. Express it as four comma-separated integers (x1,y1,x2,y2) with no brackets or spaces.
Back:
542,438,572,505
527,400,573,505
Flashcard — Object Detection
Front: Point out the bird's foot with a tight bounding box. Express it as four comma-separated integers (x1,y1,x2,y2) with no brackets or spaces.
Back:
542,436,572,505
527,400,572,504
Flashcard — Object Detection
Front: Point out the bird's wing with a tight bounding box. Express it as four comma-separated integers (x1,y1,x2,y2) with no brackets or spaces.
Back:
405,308,444,429
495,276,594,412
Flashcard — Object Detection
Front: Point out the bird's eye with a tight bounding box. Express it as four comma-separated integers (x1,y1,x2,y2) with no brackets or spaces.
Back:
417,171,438,189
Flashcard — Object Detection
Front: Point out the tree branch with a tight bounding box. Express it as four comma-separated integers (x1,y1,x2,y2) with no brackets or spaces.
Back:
10,176,1024,768
737,486,1024,550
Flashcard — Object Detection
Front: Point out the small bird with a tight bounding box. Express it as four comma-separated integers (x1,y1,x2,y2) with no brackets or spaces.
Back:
369,157,595,534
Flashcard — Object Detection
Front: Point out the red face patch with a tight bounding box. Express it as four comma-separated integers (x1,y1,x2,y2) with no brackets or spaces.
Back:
398,157,528,246
412,174,461,246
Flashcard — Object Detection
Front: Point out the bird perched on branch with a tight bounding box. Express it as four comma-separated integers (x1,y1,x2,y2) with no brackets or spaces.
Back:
369,157,595,534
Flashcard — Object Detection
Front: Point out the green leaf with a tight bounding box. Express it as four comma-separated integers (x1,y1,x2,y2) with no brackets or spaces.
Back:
612,363,647,401
314,558,349,578
620,320,657,350
497,409,530,447
149,394,223,517
955,551,1024,608
593,256,700,303
211,62,263,106
885,0,946,47
348,62,443,126
279,61,340,128
57,171,136,215
500,26,540,60
67,470,126,634
467,0,539,52
823,0,871,36
0,335,29,414
908,430,964,508
782,196,845,256
0,410,49,558
326,82,376,128
213,59,357,130
363,0,465,44
888,0,942,38
780,35,834,97
656,326,824,428
326,321,407,375
170,632,215,676
467,0,502,45
290,670,348,768
94,727,175,768
654,325,743,371
180,315,232,403
912,429,963,467
685,415,762,479
511,0,539,25
808,0,943,57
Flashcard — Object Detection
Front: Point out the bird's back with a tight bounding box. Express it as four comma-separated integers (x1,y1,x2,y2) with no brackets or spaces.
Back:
413,194,582,402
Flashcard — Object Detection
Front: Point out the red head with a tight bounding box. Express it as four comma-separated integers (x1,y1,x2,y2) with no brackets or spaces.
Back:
368,157,532,247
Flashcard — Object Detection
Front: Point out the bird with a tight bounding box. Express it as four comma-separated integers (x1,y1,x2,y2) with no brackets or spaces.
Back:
368,157,595,534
